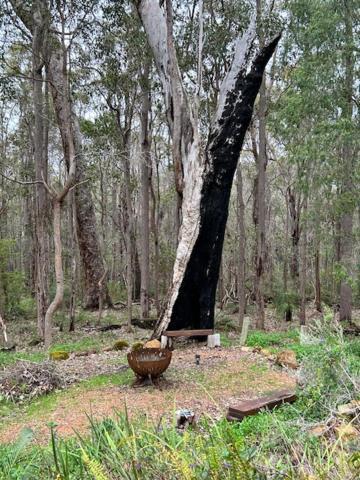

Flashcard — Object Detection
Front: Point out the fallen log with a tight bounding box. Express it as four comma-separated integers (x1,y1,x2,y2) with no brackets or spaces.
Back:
227,389,297,421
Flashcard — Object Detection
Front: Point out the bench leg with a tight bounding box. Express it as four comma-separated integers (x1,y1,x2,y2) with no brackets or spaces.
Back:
207,333,220,348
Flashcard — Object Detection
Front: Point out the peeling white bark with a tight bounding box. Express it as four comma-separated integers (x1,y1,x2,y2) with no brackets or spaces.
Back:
213,14,257,126
136,1,280,337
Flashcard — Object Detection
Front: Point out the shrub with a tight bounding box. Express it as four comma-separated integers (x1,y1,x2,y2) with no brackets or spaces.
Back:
131,341,144,351
298,310,359,419
112,340,129,351
49,351,70,361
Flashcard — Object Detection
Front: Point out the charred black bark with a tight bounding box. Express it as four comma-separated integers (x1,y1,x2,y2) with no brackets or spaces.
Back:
167,37,280,330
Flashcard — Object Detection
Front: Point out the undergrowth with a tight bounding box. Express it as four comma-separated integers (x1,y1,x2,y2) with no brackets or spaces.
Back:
0,315,359,479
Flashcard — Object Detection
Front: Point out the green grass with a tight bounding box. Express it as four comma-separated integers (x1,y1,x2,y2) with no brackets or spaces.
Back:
49,336,106,354
0,351,46,368
246,329,299,348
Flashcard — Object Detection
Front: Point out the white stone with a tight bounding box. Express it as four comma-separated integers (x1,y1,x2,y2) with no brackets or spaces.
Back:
207,333,221,348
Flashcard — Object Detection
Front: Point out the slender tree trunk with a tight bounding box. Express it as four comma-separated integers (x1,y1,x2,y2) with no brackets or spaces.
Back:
287,187,300,282
299,197,307,325
140,62,151,319
44,200,62,348
150,151,160,317
339,0,354,321
283,193,289,293
32,0,49,339
252,0,267,330
237,165,246,330
253,79,267,330
314,237,322,312
218,259,225,309
136,0,280,336
123,133,133,329
69,193,77,332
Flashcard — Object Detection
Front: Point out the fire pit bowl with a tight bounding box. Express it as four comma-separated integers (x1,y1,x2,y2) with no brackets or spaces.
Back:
127,348,172,379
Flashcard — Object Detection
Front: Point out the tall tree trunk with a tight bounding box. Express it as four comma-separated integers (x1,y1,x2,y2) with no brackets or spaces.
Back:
150,150,160,317
299,197,307,325
44,200,62,348
287,187,300,282
136,0,280,336
253,0,267,330
339,0,354,321
140,62,151,319
68,193,77,332
314,237,321,312
122,132,133,329
237,165,246,330
32,0,49,339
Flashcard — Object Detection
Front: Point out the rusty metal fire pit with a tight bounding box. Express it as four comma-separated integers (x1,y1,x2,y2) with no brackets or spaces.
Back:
127,348,172,379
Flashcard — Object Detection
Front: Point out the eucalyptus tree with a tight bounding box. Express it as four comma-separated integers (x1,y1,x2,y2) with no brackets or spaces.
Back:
269,0,359,320
135,0,281,336
10,0,111,310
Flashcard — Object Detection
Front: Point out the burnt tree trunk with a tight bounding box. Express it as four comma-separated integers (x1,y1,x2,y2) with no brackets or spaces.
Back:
136,0,280,336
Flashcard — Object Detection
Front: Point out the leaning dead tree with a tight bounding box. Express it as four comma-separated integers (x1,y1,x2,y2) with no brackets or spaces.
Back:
135,1,281,337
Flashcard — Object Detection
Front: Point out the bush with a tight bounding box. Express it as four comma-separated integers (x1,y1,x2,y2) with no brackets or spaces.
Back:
49,351,70,361
298,311,359,419
112,340,129,351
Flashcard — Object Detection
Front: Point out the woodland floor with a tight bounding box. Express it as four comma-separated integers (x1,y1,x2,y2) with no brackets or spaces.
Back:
0,304,357,446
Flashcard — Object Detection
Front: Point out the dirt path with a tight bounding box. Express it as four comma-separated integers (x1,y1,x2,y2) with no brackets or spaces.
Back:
0,347,295,444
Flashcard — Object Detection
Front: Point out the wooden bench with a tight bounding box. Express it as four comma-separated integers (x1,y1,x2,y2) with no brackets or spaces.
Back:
161,329,220,348
226,389,297,422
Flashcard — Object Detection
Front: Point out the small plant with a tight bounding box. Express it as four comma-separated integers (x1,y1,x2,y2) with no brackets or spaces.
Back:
112,339,129,351
131,341,144,351
49,351,70,361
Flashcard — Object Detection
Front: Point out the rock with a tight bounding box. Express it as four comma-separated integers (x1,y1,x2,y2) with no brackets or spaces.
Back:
337,400,360,418
176,409,195,429
241,346,253,353
309,423,328,437
276,350,298,369
335,424,359,441
49,351,69,361
144,339,161,349
112,340,130,351
260,348,274,359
